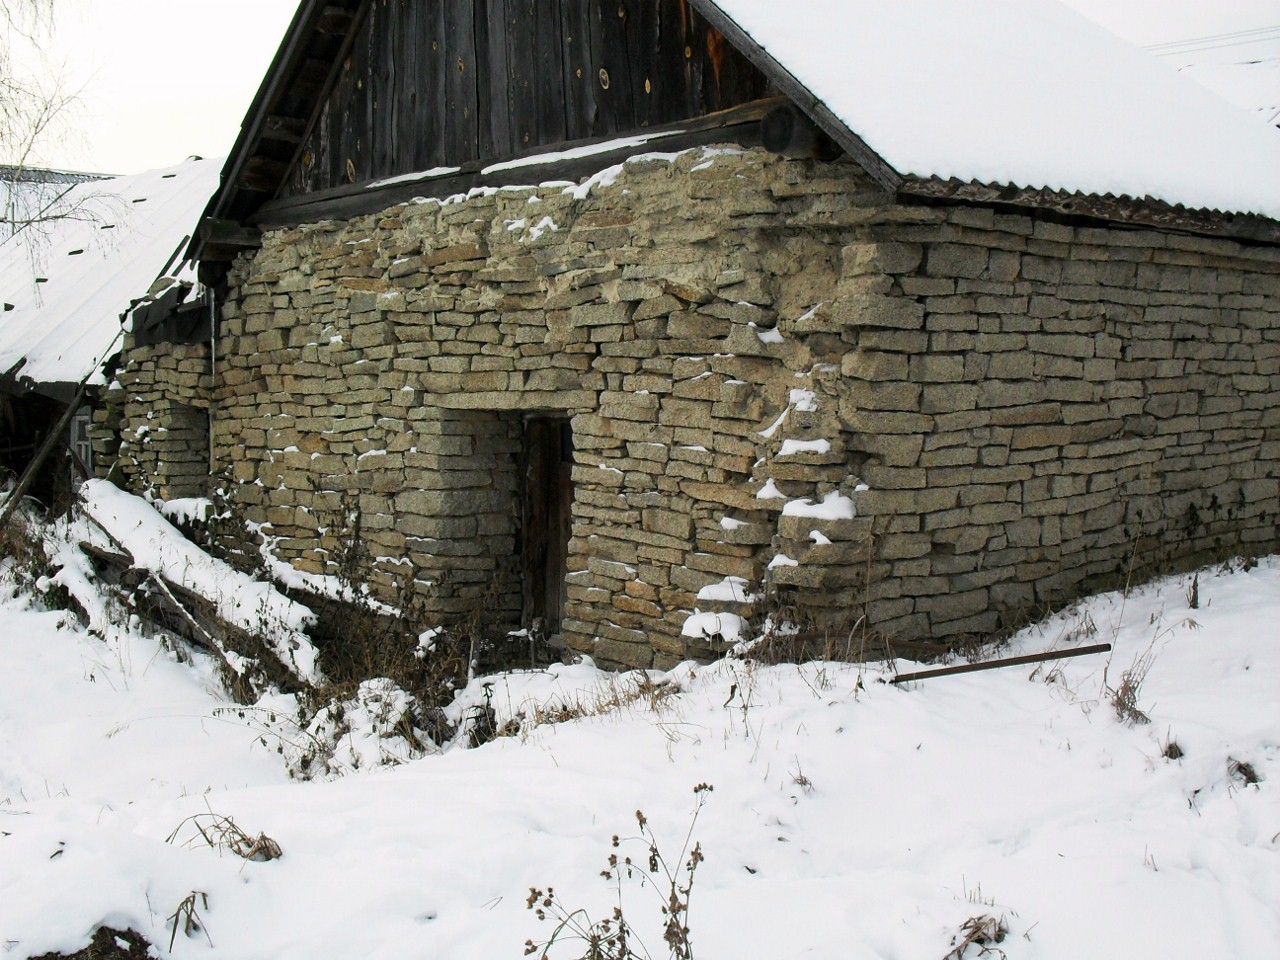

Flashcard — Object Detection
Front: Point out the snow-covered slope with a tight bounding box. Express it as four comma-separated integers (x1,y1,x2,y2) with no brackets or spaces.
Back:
1,537,1277,958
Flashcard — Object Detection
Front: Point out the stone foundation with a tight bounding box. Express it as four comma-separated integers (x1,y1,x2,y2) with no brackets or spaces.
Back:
109,146,1280,668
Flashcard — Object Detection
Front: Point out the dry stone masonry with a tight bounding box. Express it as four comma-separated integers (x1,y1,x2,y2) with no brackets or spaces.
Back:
104,146,1280,668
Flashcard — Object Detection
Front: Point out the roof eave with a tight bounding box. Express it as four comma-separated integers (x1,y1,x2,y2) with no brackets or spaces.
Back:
189,0,368,265
900,175,1280,246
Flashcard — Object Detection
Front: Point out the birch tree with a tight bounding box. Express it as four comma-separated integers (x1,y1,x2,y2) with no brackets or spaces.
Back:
1,1,82,237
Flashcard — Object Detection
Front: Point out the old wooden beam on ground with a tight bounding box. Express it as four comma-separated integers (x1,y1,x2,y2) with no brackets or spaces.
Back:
889,642,1113,685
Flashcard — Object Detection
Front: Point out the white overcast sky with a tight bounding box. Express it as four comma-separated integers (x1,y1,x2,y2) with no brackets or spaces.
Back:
15,0,1280,175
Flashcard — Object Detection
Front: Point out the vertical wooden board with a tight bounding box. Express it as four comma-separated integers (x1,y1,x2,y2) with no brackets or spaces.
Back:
520,417,573,633
442,0,479,164
718,29,770,111
696,9,762,114
334,61,356,188
531,0,567,148
507,0,539,153
310,63,346,190
398,0,422,172
625,0,659,128
392,0,416,176
699,19,727,112
373,0,398,178
340,12,374,185
548,421,573,632
506,0,567,153
593,0,634,137
420,0,447,168
645,0,692,127
312,106,334,191
685,7,767,114
474,0,511,159
520,418,549,627
685,10,712,118
559,0,600,140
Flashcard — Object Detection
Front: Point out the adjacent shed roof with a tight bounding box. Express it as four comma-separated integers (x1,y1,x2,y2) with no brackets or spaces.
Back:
1,166,109,240
700,0,1280,220
0,157,221,395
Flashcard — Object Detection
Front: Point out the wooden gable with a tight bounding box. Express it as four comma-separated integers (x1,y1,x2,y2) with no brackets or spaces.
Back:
196,0,784,266
287,0,770,197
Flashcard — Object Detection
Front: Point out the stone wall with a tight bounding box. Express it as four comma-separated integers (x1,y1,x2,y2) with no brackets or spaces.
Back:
111,145,1280,668
845,208,1280,640
100,341,212,500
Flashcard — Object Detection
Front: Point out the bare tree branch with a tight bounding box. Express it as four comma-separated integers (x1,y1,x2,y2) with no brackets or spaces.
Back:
1,1,94,241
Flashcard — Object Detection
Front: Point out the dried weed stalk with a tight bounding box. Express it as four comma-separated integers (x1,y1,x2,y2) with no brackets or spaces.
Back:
165,812,282,862
525,784,712,960
167,891,211,950
943,914,1008,960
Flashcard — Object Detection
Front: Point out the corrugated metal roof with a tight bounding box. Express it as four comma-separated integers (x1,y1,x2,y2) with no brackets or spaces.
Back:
0,157,221,393
701,0,1280,219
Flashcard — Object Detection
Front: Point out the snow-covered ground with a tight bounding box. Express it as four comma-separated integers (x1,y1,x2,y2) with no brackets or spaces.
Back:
2,527,1277,958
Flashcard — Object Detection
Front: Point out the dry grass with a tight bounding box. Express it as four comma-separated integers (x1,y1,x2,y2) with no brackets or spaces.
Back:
167,892,211,950
165,811,282,862
502,672,684,739
943,914,1008,960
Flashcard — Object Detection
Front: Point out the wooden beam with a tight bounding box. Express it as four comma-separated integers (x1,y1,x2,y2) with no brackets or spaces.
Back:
198,243,243,265
255,97,782,223
241,156,292,194
290,56,336,100
900,176,1280,246
254,114,770,228
198,217,262,249
316,4,356,34
890,643,1113,685
262,114,310,144
761,102,841,160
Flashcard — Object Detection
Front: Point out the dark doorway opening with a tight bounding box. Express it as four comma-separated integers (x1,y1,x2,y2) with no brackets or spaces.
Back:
521,416,573,639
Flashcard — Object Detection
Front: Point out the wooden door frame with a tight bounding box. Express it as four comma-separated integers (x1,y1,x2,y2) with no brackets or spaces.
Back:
520,415,573,637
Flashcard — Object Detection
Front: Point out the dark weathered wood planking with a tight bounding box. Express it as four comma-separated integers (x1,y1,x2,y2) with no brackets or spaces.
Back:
474,0,505,158
561,1,600,141
422,0,446,168
532,0,569,149
443,0,478,162
284,0,769,198
258,107,772,227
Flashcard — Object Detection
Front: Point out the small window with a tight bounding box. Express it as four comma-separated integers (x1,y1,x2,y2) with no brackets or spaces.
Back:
68,405,93,479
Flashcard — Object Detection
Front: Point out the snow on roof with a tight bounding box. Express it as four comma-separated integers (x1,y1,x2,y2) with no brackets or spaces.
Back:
0,157,221,390
1179,60,1280,128
707,0,1280,219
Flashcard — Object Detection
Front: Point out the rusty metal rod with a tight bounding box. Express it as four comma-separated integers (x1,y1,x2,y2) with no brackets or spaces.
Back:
890,642,1112,685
